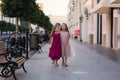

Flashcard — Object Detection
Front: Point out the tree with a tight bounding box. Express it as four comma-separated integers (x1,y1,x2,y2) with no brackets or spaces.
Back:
27,6,53,31
1,0,53,32
0,21,6,34
42,15,53,31
1,0,37,32
37,10,45,27
0,21,28,34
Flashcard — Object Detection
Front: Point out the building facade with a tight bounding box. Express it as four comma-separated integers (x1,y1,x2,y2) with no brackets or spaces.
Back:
0,0,19,25
92,0,120,49
0,11,16,25
81,0,94,43
68,0,120,49
68,0,81,38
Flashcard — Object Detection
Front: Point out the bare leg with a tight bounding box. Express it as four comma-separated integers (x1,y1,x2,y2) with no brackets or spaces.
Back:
62,57,65,65
64,57,68,67
54,59,59,67
52,60,55,64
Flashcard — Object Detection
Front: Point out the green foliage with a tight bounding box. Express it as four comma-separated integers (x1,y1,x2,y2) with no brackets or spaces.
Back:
0,21,6,31
42,16,53,31
19,26,29,32
0,0,52,32
0,21,29,33
1,0,36,18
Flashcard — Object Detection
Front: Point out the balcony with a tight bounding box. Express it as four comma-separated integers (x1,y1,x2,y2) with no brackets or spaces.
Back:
111,0,120,4
92,0,120,14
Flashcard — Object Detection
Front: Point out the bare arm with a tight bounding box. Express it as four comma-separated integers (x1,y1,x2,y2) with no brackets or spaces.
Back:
66,33,70,44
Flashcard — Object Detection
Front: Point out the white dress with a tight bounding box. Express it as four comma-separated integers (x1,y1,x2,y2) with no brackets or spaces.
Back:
60,31,71,57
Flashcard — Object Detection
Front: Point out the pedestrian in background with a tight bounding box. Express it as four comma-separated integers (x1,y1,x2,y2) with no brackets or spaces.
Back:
34,27,40,35
49,23,61,67
60,23,71,67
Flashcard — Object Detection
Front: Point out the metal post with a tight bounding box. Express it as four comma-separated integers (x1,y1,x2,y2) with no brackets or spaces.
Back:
79,15,83,42
26,32,29,59
79,0,83,42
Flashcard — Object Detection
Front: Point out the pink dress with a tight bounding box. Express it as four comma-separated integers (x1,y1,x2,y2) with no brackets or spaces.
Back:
49,33,61,60
60,31,71,57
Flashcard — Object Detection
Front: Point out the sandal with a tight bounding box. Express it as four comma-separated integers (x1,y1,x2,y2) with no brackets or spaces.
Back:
64,64,68,67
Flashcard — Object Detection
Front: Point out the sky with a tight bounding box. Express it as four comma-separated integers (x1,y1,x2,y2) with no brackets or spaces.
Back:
36,0,70,16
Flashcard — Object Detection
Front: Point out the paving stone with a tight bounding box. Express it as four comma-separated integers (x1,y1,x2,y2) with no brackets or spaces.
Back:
1,40,120,80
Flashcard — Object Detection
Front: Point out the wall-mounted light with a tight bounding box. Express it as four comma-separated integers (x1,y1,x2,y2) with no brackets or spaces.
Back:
79,13,83,22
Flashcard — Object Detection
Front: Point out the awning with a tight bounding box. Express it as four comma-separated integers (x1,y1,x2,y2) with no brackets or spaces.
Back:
111,0,120,4
92,0,120,14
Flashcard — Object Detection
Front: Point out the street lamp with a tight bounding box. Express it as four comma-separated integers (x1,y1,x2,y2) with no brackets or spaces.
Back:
79,14,83,42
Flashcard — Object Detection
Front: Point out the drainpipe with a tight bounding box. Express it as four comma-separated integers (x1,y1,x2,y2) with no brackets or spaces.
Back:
111,8,114,48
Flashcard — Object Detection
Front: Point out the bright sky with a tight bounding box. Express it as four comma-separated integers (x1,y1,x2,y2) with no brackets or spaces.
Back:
36,0,70,16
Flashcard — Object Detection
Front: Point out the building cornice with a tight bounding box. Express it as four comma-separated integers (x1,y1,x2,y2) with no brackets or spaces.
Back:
92,0,120,14
111,0,120,4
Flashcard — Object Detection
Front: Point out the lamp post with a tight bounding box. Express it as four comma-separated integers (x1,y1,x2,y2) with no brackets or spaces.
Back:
79,14,83,42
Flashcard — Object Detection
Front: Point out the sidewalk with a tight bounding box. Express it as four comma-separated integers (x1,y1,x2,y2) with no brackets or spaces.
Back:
75,40,120,63
2,39,120,80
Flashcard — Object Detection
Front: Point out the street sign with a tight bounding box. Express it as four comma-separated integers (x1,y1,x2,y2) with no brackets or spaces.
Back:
74,30,80,36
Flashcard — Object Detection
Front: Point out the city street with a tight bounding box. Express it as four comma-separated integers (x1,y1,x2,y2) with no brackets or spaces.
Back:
0,0,120,80
0,33,26,40
1,39,120,80
0,34,9,40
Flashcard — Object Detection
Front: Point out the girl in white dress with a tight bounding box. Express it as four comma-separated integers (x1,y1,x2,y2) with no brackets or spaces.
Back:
60,23,71,67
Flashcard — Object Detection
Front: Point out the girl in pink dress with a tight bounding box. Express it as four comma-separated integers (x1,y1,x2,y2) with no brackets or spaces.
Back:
49,23,61,67
60,23,71,67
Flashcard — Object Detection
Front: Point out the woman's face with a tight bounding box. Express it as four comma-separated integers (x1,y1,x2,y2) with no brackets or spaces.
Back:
61,24,66,30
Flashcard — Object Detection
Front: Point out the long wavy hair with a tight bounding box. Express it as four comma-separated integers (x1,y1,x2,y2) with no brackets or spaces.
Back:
61,23,70,36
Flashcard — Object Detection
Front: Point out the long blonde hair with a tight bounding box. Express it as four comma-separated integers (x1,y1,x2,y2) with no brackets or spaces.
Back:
50,23,61,43
50,23,61,35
